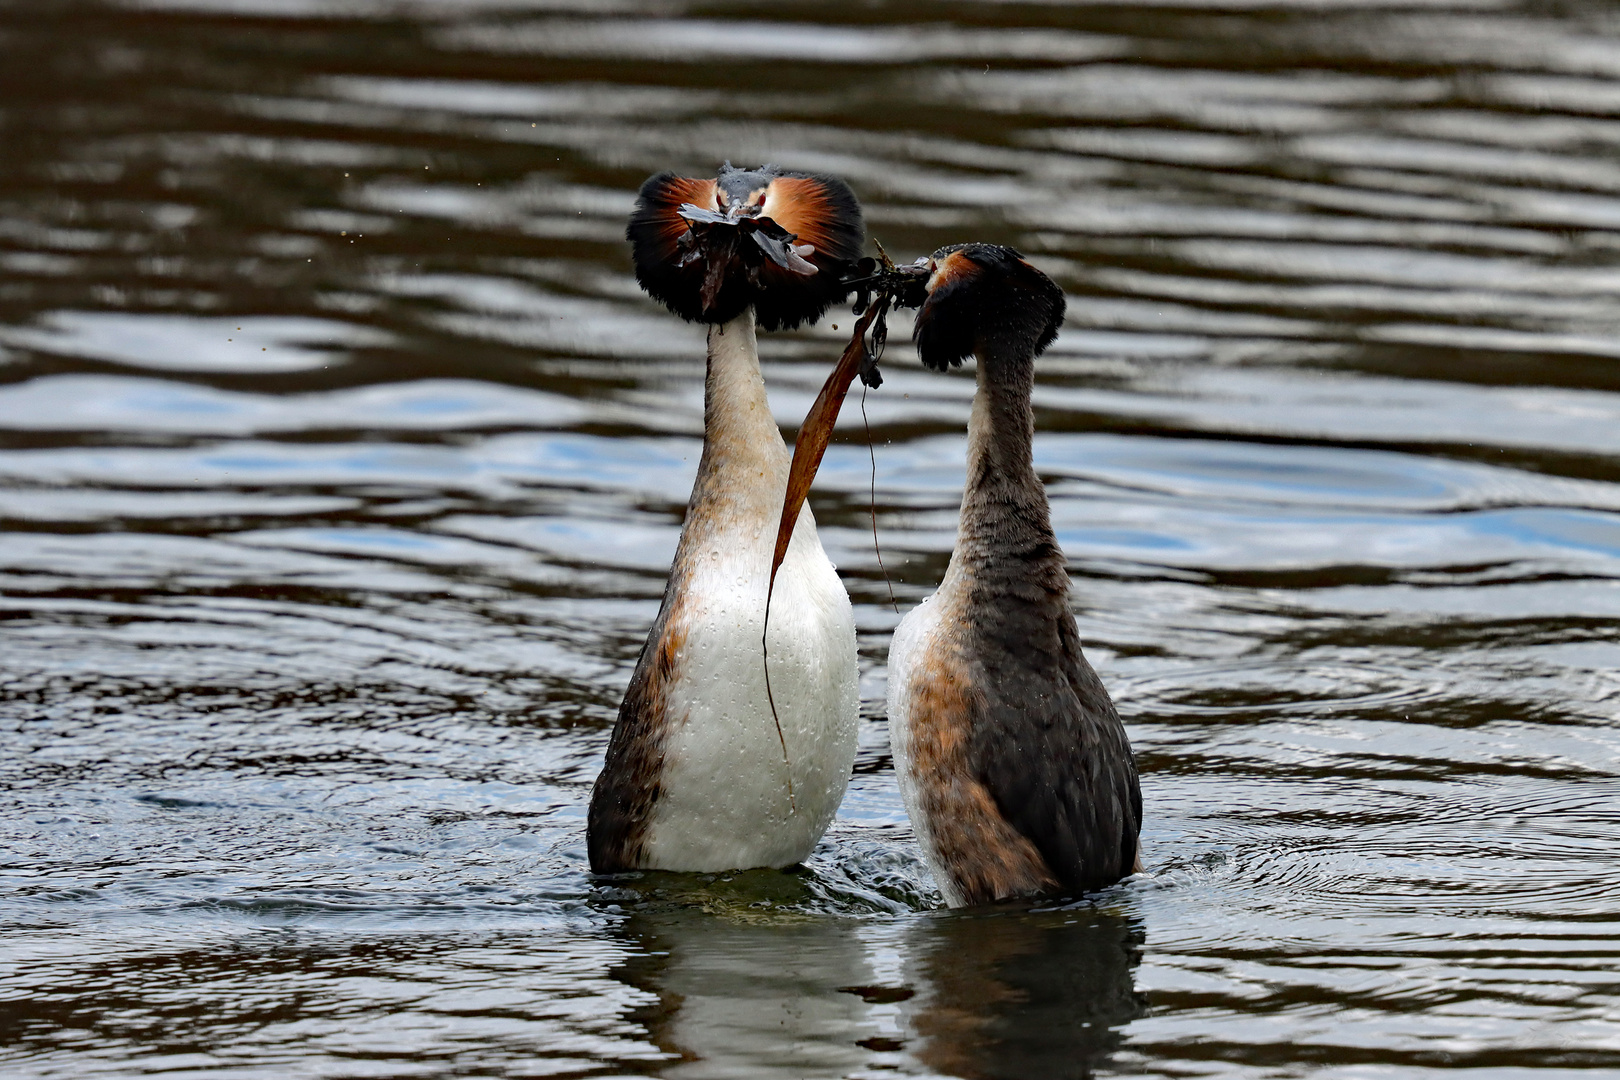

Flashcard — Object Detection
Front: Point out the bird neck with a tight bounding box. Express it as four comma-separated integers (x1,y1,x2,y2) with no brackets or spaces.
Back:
944,348,1068,601
683,311,790,550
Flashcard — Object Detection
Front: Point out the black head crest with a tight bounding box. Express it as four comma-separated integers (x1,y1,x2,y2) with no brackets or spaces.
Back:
913,244,1065,372
626,164,865,331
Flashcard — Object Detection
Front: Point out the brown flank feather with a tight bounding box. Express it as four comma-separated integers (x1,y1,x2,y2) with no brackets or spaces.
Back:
906,633,1061,905
587,573,692,872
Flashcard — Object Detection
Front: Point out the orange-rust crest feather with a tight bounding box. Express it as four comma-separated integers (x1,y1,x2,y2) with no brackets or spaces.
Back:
914,243,1065,372
928,248,979,293
627,173,740,324
761,176,864,269
626,164,864,331
628,175,712,265
751,172,864,330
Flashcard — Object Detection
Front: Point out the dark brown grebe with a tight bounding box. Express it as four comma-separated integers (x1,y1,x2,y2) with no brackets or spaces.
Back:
886,244,1142,906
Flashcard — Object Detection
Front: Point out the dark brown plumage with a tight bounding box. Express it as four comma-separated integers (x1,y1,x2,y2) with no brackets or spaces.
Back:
586,560,690,872
889,244,1141,906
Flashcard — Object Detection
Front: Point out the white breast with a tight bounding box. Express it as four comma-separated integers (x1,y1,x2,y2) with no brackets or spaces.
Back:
640,511,859,871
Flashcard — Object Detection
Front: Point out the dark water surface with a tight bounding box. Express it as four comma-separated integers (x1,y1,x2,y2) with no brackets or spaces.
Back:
4,0,1620,1076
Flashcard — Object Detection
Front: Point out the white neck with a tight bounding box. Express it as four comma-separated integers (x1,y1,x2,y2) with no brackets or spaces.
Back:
639,309,860,871
680,311,792,553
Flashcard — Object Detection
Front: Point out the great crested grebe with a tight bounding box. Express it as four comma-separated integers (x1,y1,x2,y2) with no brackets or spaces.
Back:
587,164,864,874
885,244,1142,907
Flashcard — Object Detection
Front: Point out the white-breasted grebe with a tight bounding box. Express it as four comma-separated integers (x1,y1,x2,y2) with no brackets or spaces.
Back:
587,164,864,874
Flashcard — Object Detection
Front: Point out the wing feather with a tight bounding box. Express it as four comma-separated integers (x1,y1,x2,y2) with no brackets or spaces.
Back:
968,600,1141,896
587,575,690,872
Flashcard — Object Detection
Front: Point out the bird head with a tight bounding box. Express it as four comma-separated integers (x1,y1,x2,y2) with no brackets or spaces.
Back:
626,163,864,331
912,244,1065,371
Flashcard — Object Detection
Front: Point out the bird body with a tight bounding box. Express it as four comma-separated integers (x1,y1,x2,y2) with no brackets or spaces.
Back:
590,313,857,871
587,165,864,874
887,245,1141,907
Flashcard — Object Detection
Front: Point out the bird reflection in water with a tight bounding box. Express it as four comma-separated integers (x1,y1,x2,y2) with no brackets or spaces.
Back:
601,875,1144,1079
902,907,1145,1079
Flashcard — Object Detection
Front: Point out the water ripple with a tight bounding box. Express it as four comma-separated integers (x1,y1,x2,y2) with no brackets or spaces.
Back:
4,0,1620,1076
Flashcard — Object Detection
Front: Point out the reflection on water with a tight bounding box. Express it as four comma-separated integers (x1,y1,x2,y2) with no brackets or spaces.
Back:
610,879,1142,1080
902,909,1142,1080
4,0,1620,1076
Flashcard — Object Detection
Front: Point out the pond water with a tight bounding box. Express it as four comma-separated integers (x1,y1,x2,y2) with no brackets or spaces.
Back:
3,1,1620,1076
